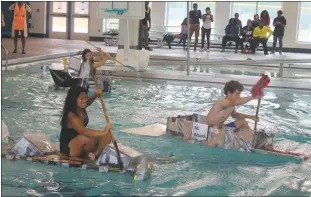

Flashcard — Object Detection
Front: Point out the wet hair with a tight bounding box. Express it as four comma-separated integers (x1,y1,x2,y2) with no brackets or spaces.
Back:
277,10,283,15
224,81,244,96
60,86,88,128
82,48,92,62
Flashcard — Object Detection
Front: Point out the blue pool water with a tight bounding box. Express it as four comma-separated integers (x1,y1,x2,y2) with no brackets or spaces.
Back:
1,63,311,196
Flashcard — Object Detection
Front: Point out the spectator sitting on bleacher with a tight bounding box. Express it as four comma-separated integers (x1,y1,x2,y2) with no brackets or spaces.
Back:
178,17,188,50
221,18,240,53
252,21,272,55
240,20,254,52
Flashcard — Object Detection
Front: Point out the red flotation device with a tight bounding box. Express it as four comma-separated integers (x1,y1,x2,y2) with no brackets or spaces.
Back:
251,74,270,97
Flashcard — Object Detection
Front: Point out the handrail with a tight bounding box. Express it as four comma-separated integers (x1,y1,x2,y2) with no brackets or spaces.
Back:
148,58,311,79
1,44,8,70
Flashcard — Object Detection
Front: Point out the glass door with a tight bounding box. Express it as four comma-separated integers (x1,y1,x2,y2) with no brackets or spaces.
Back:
70,1,89,41
49,2,68,39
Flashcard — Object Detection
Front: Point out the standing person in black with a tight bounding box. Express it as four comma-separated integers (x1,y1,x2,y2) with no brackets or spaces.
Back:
189,3,202,51
234,13,242,35
139,1,152,51
240,20,254,52
221,18,240,53
200,7,214,52
271,10,286,55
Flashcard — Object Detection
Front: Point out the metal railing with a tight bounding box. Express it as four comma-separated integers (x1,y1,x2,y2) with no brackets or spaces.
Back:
148,58,311,79
1,44,8,70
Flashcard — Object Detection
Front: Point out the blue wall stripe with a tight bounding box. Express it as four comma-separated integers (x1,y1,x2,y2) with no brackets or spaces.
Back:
67,2,72,40
46,1,50,38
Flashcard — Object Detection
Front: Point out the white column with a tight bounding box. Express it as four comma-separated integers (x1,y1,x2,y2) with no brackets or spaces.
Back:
214,2,231,36
118,19,140,49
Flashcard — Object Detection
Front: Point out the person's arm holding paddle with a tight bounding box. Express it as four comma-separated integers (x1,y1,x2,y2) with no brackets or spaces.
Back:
68,112,111,137
87,88,102,107
92,48,111,69
221,95,261,107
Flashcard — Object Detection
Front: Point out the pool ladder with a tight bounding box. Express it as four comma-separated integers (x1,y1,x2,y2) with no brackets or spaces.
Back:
1,44,8,70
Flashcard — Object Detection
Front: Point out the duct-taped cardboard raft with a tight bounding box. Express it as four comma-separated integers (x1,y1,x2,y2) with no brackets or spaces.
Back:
166,114,273,152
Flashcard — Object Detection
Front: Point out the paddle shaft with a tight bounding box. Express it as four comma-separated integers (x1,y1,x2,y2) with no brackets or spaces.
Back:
252,75,270,131
93,76,124,170
254,98,261,131
84,40,126,67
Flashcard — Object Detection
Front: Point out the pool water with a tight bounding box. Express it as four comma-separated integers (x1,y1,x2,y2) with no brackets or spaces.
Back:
1,63,311,196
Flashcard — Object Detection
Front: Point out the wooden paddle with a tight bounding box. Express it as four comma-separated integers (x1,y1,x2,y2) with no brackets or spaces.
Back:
84,40,137,71
254,99,261,131
93,76,124,170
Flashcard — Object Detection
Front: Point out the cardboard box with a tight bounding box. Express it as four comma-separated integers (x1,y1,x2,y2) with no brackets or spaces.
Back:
166,114,258,152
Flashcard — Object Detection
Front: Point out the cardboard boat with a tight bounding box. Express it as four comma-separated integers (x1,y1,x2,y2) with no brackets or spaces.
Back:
166,113,310,161
2,133,152,181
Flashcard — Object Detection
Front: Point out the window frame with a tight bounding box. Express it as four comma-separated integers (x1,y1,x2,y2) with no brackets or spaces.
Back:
231,2,283,43
296,2,311,44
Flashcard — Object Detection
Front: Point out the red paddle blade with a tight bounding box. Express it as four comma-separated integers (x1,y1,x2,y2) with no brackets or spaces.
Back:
251,74,270,97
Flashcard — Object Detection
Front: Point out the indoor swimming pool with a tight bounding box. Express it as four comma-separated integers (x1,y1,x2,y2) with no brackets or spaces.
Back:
1,62,311,196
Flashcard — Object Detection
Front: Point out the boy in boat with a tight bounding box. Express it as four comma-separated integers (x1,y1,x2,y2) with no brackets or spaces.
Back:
206,80,261,129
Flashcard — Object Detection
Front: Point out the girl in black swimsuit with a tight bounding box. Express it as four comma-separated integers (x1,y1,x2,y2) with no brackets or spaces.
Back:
60,86,112,161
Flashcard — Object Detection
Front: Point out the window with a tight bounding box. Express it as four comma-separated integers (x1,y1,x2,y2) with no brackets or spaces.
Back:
52,17,67,32
103,19,119,32
52,2,67,14
232,2,257,26
298,2,311,42
74,2,89,15
74,18,88,33
165,2,216,33
165,2,188,32
101,1,151,33
232,2,282,41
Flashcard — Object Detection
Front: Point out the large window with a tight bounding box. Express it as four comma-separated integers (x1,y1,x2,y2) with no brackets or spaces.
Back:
73,2,89,34
102,2,151,33
52,2,67,13
297,2,311,42
165,2,215,33
103,19,119,32
165,2,188,32
232,2,257,26
232,2,282,41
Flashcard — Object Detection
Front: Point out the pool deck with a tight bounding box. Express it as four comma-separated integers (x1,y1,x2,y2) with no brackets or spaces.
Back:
2,38,311,90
